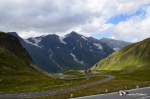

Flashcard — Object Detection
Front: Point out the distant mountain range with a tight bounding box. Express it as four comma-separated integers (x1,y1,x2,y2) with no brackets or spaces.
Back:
92,37,150,70
9,31,130,73
100,37,131,51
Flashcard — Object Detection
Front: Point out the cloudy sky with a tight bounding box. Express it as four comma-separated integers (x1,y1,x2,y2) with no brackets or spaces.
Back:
0,0,150,42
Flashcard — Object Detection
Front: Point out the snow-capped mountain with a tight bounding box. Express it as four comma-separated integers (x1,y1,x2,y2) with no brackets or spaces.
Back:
9,31,114,73
100,37,131,51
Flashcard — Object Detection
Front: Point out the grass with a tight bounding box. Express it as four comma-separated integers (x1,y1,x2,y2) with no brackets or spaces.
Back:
63,70,83,75
0,47,86,94
39,75,106,91
1,68,150,99
0,75,83,94
32,69,150,99
92,37,150,71
0,32,150,98
0,46,105,95
1,70,102,94
0,69,105,95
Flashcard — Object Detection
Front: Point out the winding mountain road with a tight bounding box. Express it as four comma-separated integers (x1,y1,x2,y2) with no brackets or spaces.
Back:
0,75,115,98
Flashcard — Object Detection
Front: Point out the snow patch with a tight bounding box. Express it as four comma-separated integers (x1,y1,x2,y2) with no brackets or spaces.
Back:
73,47,75,50
24,38,42,48
59,36,67,44
48,48,52,53
70,53,78,62
94,43,103,50
90,49,93,52
70,53,84,65
80,61,84,65
80,42,82,48
82,36,88,41
49,50,63,70
65,34,69,38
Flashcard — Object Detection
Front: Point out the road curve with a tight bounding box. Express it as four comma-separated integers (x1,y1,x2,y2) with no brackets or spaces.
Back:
0,75,115,98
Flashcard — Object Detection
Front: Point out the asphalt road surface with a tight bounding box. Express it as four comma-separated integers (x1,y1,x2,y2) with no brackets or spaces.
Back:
71,87,150,99
0,75,115,98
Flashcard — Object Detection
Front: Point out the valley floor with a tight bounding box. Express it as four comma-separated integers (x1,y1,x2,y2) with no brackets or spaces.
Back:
0,75,114,98
0,69,150,99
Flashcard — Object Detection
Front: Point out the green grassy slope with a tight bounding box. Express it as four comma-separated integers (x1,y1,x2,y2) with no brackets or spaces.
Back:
0,31,46,75
0,32,83,94
92,37,150,70
0,32,50,93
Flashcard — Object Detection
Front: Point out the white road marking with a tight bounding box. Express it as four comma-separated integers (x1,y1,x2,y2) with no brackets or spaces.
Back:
137,96,150,99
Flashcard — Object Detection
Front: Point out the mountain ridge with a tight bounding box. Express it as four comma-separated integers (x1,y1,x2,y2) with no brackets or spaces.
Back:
100,37,131,51
92,37,150,70
9,31,115,73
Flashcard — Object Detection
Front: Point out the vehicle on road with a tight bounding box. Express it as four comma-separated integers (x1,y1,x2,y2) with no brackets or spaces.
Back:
118,90,129,96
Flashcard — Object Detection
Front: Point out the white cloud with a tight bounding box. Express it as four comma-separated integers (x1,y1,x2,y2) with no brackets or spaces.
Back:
106,5,150,42
0,0,150,41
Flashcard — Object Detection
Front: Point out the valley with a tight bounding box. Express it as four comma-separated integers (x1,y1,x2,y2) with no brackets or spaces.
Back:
0,31,150,99
38,69,150,99
9,31,119,73
0,72,115,98
1,1,150,99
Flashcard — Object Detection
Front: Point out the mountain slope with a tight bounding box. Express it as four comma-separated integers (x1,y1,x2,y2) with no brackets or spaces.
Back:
9,31,114,73
0,31,46,76
92,37,150,70
100,37,131,51
1,32,83,94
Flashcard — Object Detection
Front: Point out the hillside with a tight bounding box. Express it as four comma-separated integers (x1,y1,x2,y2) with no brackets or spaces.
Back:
9,31,114,73
92,37,150,70
0,31,47,75
0,31,90,94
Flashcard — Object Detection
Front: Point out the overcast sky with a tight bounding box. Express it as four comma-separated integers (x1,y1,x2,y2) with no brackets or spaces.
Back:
0,0,150,42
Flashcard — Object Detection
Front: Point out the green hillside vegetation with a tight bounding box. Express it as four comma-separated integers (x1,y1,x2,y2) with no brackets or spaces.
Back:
0,32,85,94
64,70,83,75
38,69,150,99
1,31,150,98
0,31,46,76
92,37,150,70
